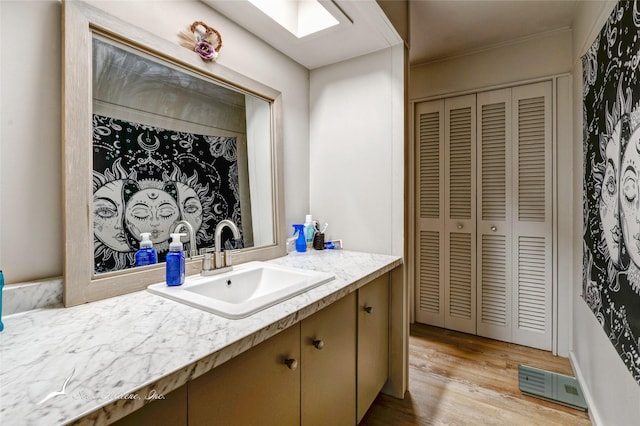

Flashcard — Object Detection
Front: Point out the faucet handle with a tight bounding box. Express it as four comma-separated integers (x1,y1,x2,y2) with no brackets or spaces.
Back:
202,253,214,272
224,250,233,267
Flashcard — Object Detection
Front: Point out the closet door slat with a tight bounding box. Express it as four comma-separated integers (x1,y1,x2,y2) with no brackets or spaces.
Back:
444,95,476,334
476,89,512,342
415,100,445,326
511,82,552,351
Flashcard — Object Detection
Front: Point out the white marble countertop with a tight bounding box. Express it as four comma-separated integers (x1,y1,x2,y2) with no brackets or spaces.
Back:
0,250,401,425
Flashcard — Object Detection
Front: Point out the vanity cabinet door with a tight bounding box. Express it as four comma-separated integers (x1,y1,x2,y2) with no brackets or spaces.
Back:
188,323,301,426
357,273,390,423
301,292,356,426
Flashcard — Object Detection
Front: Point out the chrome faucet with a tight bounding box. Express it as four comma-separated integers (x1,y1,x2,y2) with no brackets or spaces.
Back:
170,220,197,258
200,219,241,276
214,219,241,268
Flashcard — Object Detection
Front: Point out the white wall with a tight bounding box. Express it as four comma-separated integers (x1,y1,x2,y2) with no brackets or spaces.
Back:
0,0,309,283
309,45,404,256
571,1,640,425
1,1,62,282
411,29,572,100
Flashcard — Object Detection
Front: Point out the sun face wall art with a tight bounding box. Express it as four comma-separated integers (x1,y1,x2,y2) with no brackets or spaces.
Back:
92,114,243,273
583,0,640,385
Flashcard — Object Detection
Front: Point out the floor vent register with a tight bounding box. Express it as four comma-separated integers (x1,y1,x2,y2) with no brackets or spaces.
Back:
518,364,588,411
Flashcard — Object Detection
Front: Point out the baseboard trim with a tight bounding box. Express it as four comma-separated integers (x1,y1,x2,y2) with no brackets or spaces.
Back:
569,350,602,426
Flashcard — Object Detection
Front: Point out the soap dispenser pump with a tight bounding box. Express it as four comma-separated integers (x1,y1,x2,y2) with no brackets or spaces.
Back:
135,232,158,266
293,224,306,253
166,233,186,286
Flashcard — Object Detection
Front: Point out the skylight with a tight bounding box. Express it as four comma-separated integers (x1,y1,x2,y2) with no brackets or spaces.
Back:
247,0,339,38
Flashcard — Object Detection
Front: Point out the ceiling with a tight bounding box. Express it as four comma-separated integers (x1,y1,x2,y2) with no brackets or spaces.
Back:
204,0,579,69
204,0,401,69
409,0,579,65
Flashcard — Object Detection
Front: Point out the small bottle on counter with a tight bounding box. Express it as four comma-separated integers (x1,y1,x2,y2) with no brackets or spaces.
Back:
304,214,315,248
166,233,186,286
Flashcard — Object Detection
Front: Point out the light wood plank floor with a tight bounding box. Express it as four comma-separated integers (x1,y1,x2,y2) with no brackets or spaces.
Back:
360,323,591,425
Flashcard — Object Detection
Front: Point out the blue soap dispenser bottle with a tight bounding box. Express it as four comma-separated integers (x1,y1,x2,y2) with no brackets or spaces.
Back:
135,232,158,266
166,233,186,286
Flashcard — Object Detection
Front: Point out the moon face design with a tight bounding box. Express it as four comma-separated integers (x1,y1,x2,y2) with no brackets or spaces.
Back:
213,203,223,215
582,0,640,386
137,132,160,151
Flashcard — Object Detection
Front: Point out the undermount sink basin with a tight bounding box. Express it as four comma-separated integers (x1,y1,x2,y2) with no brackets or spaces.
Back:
147,261,335,319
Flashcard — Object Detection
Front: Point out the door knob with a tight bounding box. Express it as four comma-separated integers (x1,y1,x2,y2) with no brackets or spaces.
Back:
364,306,373,314
284,358,298,370
491,226,497,232
312,339,324,350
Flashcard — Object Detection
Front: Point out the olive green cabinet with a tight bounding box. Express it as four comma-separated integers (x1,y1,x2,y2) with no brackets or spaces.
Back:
188,292,358,426
301,292,357,426
188,323,301,426
357,274,390,423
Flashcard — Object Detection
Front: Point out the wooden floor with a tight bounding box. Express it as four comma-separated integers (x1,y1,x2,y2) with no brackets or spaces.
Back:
360,323,591,426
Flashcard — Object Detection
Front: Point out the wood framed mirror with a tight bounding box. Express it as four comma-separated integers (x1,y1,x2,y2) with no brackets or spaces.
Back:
63,1,285,306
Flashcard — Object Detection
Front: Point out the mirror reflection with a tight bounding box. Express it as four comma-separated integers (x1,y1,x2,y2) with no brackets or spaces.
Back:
91,36,273,274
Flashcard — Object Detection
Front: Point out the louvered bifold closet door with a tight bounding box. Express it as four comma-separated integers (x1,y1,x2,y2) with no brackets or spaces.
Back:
476,89,513,342
415,100,445,326
511,82,552,350
444,95,476,334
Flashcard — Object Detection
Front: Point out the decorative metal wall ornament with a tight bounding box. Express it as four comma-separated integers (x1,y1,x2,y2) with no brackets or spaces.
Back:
179,21,222,61
582,0,640,385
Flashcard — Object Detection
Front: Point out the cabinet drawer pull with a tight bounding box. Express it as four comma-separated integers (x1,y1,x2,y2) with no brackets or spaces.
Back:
491,226,497,232
284,358,298,370
457,224,463,230
364,306,373,314
312,339,324,350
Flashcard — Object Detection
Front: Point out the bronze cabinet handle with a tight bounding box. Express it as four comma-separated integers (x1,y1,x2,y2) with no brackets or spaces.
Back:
284,358,298,370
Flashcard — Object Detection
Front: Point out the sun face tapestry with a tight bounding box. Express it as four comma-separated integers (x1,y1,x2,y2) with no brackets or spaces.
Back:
583,0,640,385
92,114,243,273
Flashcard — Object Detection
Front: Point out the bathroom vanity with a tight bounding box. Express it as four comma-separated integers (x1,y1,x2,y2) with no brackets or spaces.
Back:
0,250,401,425
128,273,388,426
